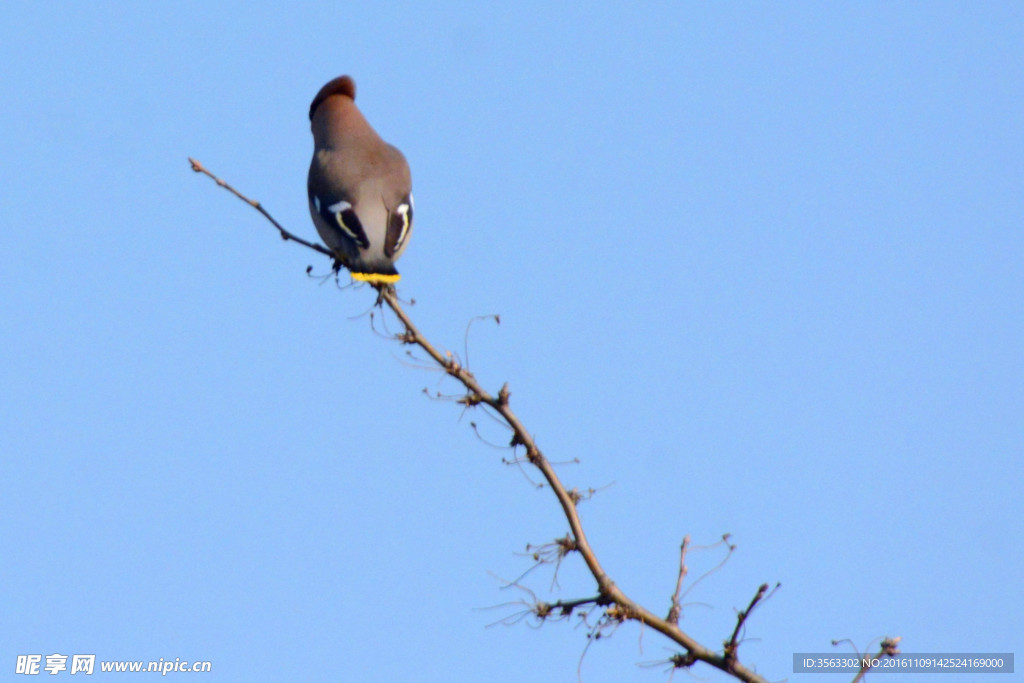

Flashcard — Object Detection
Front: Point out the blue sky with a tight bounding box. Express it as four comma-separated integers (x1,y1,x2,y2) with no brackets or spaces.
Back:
1,2,1021,681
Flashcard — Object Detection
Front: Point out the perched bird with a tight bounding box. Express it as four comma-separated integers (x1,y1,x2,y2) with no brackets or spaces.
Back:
307,75,413,283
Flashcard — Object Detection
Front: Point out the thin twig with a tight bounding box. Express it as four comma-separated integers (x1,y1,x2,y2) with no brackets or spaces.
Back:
851,637,901,683
667,535,690,625
536,594,606,620
463,314,499,373
188,157,333,258
725,582,779,663
679,534,736,604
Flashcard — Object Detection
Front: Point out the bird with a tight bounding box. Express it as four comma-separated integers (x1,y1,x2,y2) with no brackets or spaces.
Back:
307,75,413,284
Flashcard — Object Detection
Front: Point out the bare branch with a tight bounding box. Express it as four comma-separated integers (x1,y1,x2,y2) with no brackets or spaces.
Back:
190,157,789,683
188,157,333,258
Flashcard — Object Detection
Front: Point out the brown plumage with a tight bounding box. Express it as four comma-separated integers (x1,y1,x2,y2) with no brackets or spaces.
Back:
307,75,413,283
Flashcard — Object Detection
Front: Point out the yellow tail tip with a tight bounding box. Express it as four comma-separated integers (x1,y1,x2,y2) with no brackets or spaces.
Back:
350,272,401,284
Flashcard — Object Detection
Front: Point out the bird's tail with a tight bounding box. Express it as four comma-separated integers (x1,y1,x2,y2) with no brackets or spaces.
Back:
350,271,400,284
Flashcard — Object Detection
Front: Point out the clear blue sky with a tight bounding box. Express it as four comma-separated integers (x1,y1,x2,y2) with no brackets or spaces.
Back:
1,3,1021,681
